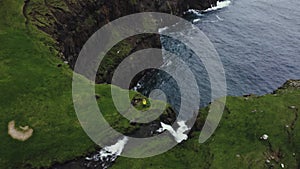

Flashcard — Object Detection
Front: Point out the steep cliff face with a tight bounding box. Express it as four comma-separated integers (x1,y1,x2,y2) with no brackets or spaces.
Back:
25,0,217,84
185,0,218,10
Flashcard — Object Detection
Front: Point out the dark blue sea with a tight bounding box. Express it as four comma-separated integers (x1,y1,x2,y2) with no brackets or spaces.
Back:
138,0,300,110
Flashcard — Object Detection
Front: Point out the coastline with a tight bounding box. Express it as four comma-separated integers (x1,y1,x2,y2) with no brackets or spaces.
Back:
1,0,300,168
50,80,300,169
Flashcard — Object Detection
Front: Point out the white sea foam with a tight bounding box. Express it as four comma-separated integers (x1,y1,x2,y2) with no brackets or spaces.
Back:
216,15,224,21
186,0,231,15
162,60,173,67
188,1,231,23
185,9,203,16
192,18,201,23
158,26,169,33
157,121,190,143
204,0,231,12
86,137,128,163
132,82,142,91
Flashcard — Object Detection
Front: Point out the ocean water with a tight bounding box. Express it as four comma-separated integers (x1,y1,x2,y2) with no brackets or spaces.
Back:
77,0,300,166
138,0,300,110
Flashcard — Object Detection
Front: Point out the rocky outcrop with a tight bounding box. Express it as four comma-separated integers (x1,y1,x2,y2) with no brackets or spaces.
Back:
25,0,217,84
185,0,218,10
277,79,300,90
51,104,177,169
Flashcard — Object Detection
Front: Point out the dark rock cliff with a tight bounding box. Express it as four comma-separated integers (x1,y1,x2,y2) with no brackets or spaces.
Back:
25,0,217,85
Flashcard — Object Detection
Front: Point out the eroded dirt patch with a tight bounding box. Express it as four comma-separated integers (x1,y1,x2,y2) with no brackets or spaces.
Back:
8,120,33,141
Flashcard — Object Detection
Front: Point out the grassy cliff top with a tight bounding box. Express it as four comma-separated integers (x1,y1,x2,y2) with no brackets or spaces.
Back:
112,82,300,169
0,0,162,168
1,0,299,169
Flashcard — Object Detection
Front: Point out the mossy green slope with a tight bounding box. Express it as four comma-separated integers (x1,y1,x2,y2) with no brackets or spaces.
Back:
0,0,142,168
1,0,300,169
0,1,91,168
112,87,300,169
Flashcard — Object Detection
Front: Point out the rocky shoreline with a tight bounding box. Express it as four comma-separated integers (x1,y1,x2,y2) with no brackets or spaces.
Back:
49,79,300,169
23,1,237,168
2,0,299,168
24,0,219,85
50,105,178,169
23,0,259,169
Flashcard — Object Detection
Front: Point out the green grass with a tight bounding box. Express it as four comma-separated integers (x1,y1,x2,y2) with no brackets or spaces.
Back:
0,0,155,168
1,0,300,169
112,89,300,169
0,1,92,168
